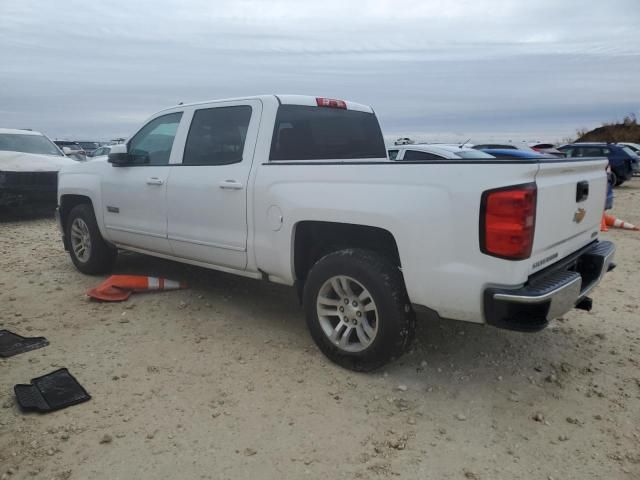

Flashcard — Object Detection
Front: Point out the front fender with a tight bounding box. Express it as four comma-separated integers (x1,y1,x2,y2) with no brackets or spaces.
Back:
58,171,108,240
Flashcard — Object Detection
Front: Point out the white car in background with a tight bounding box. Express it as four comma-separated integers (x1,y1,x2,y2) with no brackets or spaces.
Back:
617,143,640,175
529,143,566,157
87,145,112,161
618,142,640,153
388,143,495,160
0,128,77,207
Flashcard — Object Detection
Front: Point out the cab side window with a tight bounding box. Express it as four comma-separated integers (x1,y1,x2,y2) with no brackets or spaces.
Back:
128,112,183,166
388,149,399,160
183,106,252,166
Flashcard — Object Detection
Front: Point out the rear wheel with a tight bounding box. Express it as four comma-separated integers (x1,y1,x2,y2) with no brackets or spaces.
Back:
303,249,415,371
66,204,117,274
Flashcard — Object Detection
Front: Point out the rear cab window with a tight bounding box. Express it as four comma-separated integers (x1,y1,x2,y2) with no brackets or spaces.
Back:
269,105,386,161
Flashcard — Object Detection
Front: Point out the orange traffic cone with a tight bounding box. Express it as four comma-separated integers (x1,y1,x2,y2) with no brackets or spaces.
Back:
600,214,609,232
604,214,639,231
87,275,186,302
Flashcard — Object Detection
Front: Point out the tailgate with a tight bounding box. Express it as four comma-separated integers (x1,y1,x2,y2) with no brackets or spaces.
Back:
530,157,608,274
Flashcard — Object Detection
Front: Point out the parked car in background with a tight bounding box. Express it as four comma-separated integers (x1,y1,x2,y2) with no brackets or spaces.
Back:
77,141,102,155
618,143,640,175
472,143,537,152
618,142,640,152
618,142,640,153
57,94,615,370
389,144,495,160
53,141,86,161
479,149,554,160
88,145,111,161
557,143,637,186
0,128,77,207
529,143,566,158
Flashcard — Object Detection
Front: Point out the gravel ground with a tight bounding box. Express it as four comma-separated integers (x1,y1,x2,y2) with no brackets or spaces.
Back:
1,181,639,480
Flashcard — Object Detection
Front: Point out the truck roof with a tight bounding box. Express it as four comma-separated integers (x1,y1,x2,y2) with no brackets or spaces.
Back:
155,95,374,114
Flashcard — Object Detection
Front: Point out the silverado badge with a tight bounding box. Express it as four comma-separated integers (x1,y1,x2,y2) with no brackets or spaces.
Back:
573,208,586,224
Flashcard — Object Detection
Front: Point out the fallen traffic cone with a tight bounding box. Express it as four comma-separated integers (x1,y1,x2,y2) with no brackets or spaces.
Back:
600,214,609,232
604,214,639,231
87,275,187,302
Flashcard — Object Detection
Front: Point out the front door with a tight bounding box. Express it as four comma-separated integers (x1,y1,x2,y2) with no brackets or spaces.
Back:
167,100,261,269
101,112,183,253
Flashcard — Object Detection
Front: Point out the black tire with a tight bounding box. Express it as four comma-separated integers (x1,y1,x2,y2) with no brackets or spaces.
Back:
66,203,117,274
303,249,415,372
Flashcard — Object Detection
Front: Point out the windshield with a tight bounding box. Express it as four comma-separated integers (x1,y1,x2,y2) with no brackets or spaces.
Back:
0,133,63,156
456,150,495,159
622,147,638,158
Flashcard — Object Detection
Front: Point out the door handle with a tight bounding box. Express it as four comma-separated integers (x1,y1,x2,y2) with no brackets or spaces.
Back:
146,177,164,185
219,180,243,190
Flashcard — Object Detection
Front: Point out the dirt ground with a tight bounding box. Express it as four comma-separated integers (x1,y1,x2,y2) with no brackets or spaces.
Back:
1,181,639,480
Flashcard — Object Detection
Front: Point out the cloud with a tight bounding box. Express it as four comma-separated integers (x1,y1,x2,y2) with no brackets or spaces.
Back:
0,0,638,141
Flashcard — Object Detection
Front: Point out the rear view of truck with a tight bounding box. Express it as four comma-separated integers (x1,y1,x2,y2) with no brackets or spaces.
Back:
481,157,615,331
254,96,615,371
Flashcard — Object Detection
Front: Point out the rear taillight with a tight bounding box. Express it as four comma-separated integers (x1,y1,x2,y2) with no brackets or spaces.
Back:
480,183,537,260
316,97,347,109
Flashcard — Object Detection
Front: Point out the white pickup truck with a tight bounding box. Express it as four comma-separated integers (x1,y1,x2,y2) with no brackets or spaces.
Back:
56,95,615,371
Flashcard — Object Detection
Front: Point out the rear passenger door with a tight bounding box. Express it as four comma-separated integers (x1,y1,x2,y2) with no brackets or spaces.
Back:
166,100,262,269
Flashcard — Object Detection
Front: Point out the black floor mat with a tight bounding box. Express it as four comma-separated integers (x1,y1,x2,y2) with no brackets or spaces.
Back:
0,329,49,357
14,368,91,413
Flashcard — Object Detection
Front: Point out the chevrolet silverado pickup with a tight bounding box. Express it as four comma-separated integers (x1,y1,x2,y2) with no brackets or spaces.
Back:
56,95,615,371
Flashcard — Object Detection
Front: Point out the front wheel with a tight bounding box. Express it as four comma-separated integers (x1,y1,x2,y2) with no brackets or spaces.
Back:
66,204,117,274
303,249,415,371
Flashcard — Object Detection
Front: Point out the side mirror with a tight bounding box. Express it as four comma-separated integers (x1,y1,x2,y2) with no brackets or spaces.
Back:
61,147,74,155
108,144,129,166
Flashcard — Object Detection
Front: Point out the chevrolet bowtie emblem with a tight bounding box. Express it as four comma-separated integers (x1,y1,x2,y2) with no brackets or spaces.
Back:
573,208,586,224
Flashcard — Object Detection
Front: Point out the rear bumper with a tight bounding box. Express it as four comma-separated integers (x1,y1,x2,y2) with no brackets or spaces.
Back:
484,240,615,332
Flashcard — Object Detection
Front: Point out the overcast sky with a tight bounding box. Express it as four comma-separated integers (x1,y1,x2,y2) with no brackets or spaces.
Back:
1,0,639,143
